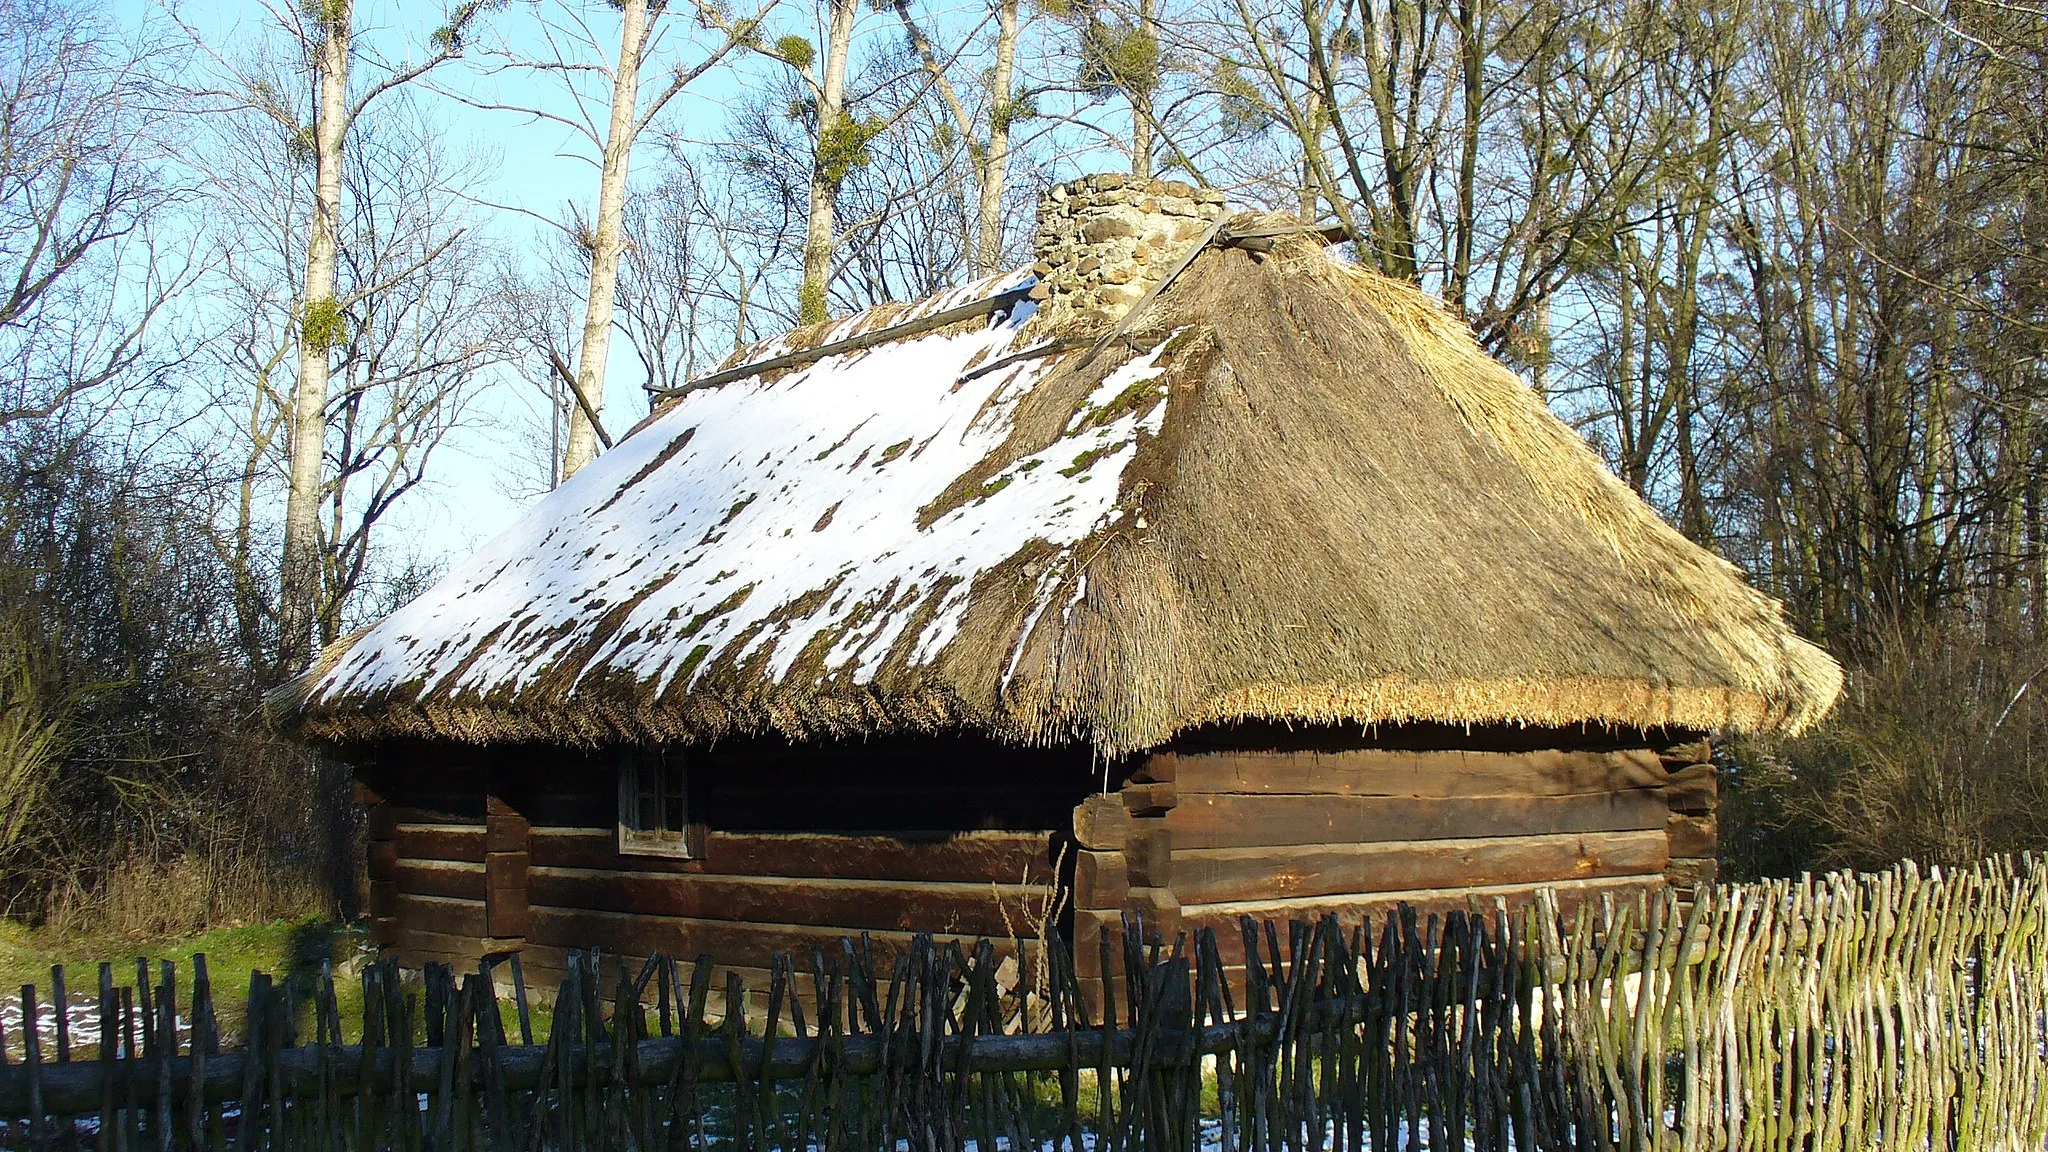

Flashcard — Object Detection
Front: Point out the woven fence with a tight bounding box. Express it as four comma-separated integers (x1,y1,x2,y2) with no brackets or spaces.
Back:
1,855,2045,1151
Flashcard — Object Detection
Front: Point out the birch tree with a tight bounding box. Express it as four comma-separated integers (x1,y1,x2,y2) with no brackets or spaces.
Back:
1082,0,1163,176
774,0,864,323
458,0,770,478
202,0,495,668
197,91,515,658
890,0,1024,275
740,0,956,323
180,1,495,666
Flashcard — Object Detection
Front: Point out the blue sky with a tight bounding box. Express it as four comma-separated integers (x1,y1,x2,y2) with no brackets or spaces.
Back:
102,0,1155,591
139,0,1025,561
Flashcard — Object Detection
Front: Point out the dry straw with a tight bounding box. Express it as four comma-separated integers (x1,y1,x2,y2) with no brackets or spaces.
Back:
278,231,1840,752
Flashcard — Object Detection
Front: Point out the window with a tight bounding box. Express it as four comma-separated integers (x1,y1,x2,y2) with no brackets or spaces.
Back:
618,747,699,857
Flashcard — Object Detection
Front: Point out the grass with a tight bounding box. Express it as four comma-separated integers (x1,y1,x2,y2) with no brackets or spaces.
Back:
0,915,574,1060
0,914,374,1056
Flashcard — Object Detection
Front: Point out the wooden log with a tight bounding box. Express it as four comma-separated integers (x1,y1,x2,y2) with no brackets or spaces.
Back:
1073,795,1132,851
1170,748,1668,797
392,859,487,901
1075,850,1129,910
1165,790,1669,849
1662,762,1718,815
708,782,1076,832
1665,813,1718,859
483,749,530,945
1070,909,1124,1023
708,826,1056,884
523,905,1039,973
1121,782,1178,816
486,850,532,940
1124,887,1181,944
1168,830,1670,904
393,893,488,938
526,827,1056,884
395,822,487,864
393,926,495,969
1132,753,1178,784
484,851,530,890
1663,857,1719,890
1178,874,1662,965
485,808,529,855
1126,826,1172,888
524,866,1048,936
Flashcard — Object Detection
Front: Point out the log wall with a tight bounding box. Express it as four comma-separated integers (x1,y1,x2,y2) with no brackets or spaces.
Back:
358,735,1085,1007
1657,738,1721,898
355,724,1719,1018
1063,726,1715,1015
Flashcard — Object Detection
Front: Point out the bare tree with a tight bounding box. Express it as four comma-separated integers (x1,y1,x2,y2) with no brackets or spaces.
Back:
1551,0,1751,537
1187,0,1666,354
179,0,496,667
0,0,196,428
190,59,514,664
889,0,1025,275
313,125,514,645
750,0,867,324
720,46,977,321
460,0,769,478
734,0,971,321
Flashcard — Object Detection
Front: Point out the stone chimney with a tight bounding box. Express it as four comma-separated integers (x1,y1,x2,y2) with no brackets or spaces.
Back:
1029,173,1230,330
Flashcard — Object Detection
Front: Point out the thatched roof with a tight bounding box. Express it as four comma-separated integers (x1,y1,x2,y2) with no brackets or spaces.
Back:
278,229,1840,754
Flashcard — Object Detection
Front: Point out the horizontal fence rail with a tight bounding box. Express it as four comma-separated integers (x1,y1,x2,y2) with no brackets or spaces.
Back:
1,1019,1300,1111
1,855,2045,1151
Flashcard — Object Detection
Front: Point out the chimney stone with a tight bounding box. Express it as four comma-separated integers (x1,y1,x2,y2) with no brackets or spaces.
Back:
1031,175,1229,329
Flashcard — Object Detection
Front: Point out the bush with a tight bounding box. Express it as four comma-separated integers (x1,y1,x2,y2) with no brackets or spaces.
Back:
0,431,357,932
1723,619,2048,877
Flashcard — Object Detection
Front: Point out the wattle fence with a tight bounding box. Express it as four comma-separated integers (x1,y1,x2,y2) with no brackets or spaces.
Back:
1,855,2045,1151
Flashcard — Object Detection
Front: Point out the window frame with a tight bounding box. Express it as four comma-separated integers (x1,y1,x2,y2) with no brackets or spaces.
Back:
616,746,703,859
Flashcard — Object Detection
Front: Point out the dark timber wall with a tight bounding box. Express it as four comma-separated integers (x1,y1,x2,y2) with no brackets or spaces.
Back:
358,735,1092,1006
354,724,1719,1016
1063,725,1717,1014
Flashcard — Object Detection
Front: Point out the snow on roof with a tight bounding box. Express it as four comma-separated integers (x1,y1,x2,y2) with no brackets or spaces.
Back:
303,268,1174,717
285,233,1841,752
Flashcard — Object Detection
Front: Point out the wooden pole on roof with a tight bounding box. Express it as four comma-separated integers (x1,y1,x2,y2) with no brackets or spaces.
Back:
649,284,1036,399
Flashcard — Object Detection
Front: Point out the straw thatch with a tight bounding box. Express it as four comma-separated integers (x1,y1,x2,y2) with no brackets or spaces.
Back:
276,228,1840,754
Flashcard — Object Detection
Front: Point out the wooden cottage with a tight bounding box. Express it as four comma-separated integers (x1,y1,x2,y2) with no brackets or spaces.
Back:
277,175,1841,1007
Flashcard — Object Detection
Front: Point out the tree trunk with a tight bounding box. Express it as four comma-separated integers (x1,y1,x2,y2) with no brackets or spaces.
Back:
1450,0,1481,315
1671,214,1710,541
1356,3,1420,280
278,3,351,671
563,0,652,479
975,0,1018,277
801,0,855,325
1129,0,1156,177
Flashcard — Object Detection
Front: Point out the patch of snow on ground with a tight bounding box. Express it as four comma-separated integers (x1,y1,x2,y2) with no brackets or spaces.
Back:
0,991,189,1059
